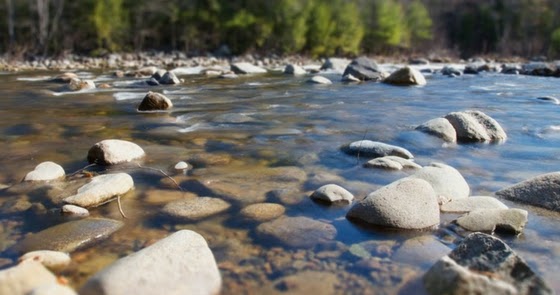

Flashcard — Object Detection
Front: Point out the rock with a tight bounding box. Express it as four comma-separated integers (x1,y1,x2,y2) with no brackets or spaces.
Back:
256,216,337,248
441,66,462,77
416,118,457,143
61,204,90,216
0,260,58,295
80,230,222,295
341,73,361,82
456,208,528,234
341,140,413,159
444,110,507,143
501,63,522,75
496,172,560,212
67,78,95,91
51,72,78,83
137,91,173,111
145,77,159,86
308,75,332,84
384,66,427,86
23,161,65,182
342,56,383,81
284,64,306,75
151,69,167,81
187,152,232,167
14,218,123,253
409,163,470,203
230,62,267,74
174,161,191,171
239,203,285,222
320,57,350,73
159,71,180,84
346,178,439,229
409,58,430,65
162,197,231,221
19,250,71,271
310,184,354,204
393,236,450,268
522,62,556,76
219,73,238,79
87,139,145,165
267,271,339,295
363,156,421,170
440,196,508,213
537,96,560,104
134,66,159,76
423,232,552,295
113,70,124,78
63,173,134,208
28,284,78,295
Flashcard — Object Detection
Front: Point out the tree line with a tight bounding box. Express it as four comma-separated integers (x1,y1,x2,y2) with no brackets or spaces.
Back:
1,0,560,59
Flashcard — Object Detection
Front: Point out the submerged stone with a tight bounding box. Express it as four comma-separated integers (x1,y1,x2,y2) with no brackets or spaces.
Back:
256,216,336,248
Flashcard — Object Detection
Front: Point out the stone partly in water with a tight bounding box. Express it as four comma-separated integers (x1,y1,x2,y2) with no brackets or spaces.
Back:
441,66,462,77
440,196,508,213
23,161,65,182
495,172,560,212
310,184,354,204
363,156,422,170
239,203,286,222
384,66,427,86
230,62,267,74
444,110,507,143
63,173,134,208
256,216,337,248
0,260,59,295
51,72,78,83
342,56,383,81
341,73,361,82
158,71,180,85
137,91,173,111
28,284,78,295
455,208,528,234
80,230,222,295
19,250,72,271
66,78,95,91
423,232,552,295
87,139,145,165
284,64,306,75
341,140,414,159
14,218,123,253
409,163,470,203
162,197,231,221
61,204,90,216
308,75,332,85
346,178,440,230
416,117,457,143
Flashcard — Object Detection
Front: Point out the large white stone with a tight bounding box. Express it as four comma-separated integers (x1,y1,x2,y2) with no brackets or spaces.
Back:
87,139,145,165
24,161,65,182
445,110,507,143
63,173,134,208
0,260,58,295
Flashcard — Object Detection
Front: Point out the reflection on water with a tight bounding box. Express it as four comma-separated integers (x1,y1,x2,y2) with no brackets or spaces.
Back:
0,70,559,293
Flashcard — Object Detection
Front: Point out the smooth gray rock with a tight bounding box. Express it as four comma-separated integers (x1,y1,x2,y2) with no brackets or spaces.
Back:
342,57,383,81
87,139,145,165
456,208,528,234
440,196,508,213
24,161,65,182
416,118,457,143
19,250,71,271
310,184,354,204
424,232,552,295
162,197,231,221
496,172,560,212
384,66,427,86
308,75,332,84
363,156,421,170
80,230,222,295
445,110,507,143
0,260,58,295
239,203,285,222
284,64,306,75
341,140,413,159
137,91,173,111
409,163,470,203
159,71,180,84
173,161,191,171
346,178,440,229
256,216,336,248
151,69,167,81
63,173,134,208
14,218,123,253
230,62,267,74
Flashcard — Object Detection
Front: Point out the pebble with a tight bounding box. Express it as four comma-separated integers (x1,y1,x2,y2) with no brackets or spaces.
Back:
239,203,286,222
310,184,354,204
24,161,65,182
162,197,231,221
341,140,414,159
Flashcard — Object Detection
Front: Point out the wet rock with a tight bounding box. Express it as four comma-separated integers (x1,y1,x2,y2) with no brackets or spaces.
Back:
537,96,560,104
113,70,124,78
87,139,145,165
14,218,123,253
28,284,78,295
341,73,361,82
393,236,450,268
173,161,191,171
441,66,462,77
24,162,65,182
151,69,167,81
133,66,158,76
0,260,58,295
219,73,239,79
63,173,134,208
456,208,528,234
341,140,413,159
240,203,286,222
162,197,231,221
423,232,552,295
409,163,470,203
416,118,457,143
384,66,427,86
522,62,556,76
445,110,507,143
145,77,159,86
67,78,96,91
495,172,560,212
159,71,180,84
346,178,439,229
342,57,383,81
51,72,78,83
501,63,522,75
308,75,332,84
61,204,90,216
310,184,354,204
284,64,306,75
137,91,173,111
440,196,508,213
256,216,336,248
268,271,338,295
363,156,421,170
320,57,350,73
80,230,221,295
0,198,32,214
409,58,430,65
19,250,71,271
187,152,232,167
231,62,267,74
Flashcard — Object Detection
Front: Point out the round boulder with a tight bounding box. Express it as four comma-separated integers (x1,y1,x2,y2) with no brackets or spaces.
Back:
384,66,427,86
409,163,470,203
416,117,457,143
444,110,507,143
24,161,65,182
87,139,145,165
137,91,173,111
310,184,354,204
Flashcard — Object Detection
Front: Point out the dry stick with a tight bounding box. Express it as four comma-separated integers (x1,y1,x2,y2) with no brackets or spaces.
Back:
117,195,128,219
66,163,97,178
135,163,184,191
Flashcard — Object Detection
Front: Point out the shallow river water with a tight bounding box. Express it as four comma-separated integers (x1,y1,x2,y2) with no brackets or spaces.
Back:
0,66,559,294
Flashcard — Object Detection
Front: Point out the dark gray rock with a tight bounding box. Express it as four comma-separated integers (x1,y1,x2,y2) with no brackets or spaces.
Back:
495,172,560,212
321,57,350,73
342,57,383,81
256,216,336,248
341,140,413,159
137,91,173,111
444,110,507,143
159,71,180,84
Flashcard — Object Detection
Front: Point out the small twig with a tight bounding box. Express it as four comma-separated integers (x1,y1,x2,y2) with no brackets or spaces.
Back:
67,163,97,178
135,163,184,191
117,195,128,219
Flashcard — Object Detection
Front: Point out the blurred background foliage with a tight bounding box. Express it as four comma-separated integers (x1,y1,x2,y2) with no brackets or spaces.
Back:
2,0,560,59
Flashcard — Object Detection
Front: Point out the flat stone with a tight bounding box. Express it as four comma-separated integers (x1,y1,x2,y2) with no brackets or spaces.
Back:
393,236,450,268
14,218,123,253
346,178,440,229
19,250,71,271
137,91,173,111
87,139,145,165
310,184,354,204
63,173,134,208
440,196,508,213
0,260,58,295
162,197,231,221
495,172,560,212
308,75,332,84
456,208,528,234
409,163,470,203
341,140,413,159
80,230,222,295
240,203,285,222
284,64,306,75
445,110,507,143
363,156,421,170
416,118,457,143
384,66,427,86
61,204,90,216
256,216,337,248
230,62,267,74
24,161,65,182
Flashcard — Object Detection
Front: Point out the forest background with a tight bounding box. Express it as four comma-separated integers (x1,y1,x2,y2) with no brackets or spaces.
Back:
1,0,560,60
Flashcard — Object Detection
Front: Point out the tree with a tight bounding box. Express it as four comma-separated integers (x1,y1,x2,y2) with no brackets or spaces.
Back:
92,0,127,52
406,0,433,45
363,0,409,52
